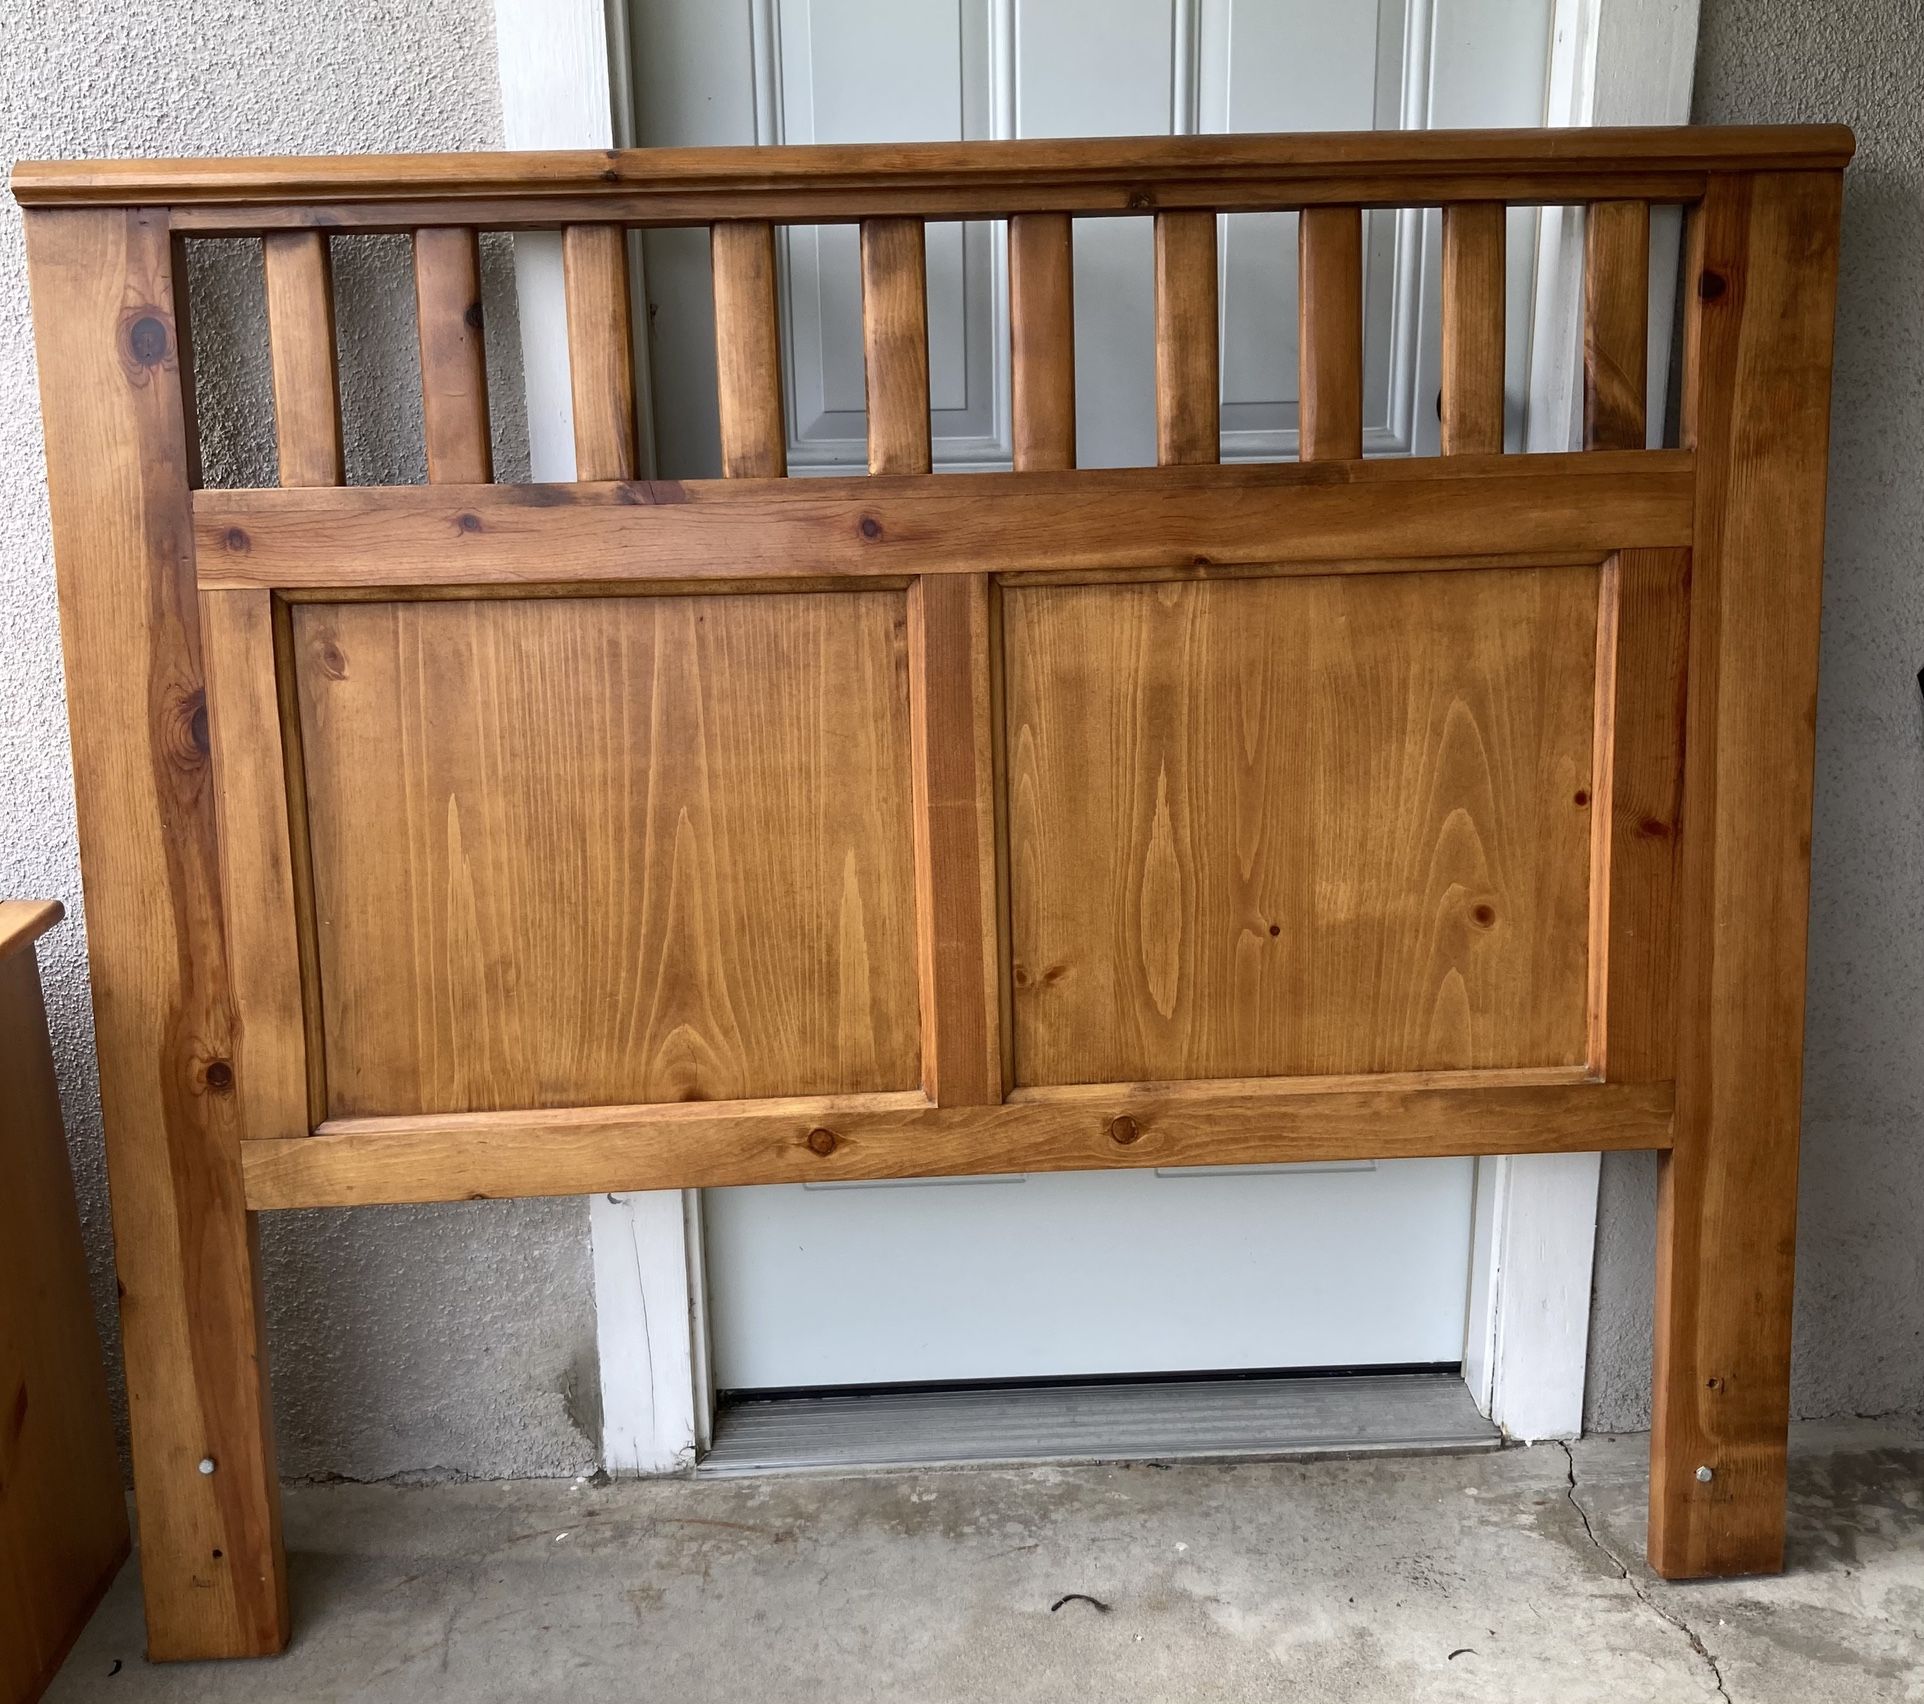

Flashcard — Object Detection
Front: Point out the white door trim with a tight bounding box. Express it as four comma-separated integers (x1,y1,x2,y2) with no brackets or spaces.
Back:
493,0,703,1475
497,0,1702,1467
1472,0,1701,1442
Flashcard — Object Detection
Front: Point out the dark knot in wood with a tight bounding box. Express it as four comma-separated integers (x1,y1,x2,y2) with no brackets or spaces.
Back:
806,1127,838,1156
1108,1115,1141,1145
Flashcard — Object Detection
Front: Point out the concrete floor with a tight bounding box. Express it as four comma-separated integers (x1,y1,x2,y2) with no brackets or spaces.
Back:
47,1421,1924,1703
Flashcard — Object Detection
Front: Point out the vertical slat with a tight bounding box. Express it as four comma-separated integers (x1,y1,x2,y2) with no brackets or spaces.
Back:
1297,206,1364,461
1649,170,1844,1580
711,220,784,476
908,573,1004,1106
412,226,492,483
24,206,288,1659
261,230,343,487
202,589,314,1140
1440,203,1506,454
710,221,787,478
1584,200,1651,450
860,217,932,474
1154,211,1220,466
1009,213,1076,471
562,223,639,481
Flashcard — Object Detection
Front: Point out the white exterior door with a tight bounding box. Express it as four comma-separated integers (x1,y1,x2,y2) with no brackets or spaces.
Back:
629,0,1558,1391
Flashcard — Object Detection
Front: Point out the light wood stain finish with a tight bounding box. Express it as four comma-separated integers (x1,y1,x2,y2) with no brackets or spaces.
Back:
860,217,933,474
19,129,1853,1656
1441,203,1506,454
1650,170,1844,1581
412,226,492,483
1584,200,1652,450
1154,211,1220,465
711,221,786,478
292,593,920,1117
1005,567,1599,1087
1297,205,1364,460
25,206,288,1659
0,907,129,1704
561,223,638,480
261,230,343,487
1009,212,1076,471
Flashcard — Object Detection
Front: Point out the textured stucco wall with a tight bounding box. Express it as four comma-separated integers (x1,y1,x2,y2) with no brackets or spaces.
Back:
0,0,599,1481
1585,0,1924,1430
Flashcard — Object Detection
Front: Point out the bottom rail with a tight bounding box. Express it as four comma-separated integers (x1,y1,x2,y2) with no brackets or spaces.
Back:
242,1067,1674,1208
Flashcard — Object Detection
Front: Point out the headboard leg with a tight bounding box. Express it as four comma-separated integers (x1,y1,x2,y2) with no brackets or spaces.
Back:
24,206,289,1658
1648,170,1843,1579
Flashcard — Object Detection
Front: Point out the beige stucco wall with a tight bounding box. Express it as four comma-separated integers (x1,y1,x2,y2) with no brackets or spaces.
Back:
0,0,600,1481
1585,0,1924,1431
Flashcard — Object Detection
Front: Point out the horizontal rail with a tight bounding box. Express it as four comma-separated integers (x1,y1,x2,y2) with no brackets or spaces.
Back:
196,451,1693,592
12,127,1854,232
241,1069,1675,1208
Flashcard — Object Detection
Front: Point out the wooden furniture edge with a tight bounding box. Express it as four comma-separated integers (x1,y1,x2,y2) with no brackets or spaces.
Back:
241,1073,1676,1209
0,897,64,964
195,452,1694,591
12,126,1854,219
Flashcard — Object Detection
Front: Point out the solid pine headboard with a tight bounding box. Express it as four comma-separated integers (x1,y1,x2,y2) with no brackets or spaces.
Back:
16,123,1850,1660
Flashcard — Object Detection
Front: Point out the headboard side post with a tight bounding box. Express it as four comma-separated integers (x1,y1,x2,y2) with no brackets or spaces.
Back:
1649,168,1845,1579
24,206,289,1659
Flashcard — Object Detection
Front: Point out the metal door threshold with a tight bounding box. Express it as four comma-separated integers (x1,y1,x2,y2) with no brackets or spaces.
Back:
699,1371,1499,1477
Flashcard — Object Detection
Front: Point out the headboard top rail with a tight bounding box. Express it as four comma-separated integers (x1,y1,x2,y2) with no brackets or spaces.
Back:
12,124,1854,231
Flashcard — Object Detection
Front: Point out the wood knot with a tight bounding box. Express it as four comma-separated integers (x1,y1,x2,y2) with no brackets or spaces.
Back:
1635,815,1671,841
455,512,483,534
317,638,348,680
126,313,170,367
202,1059,234,1094
858,514,884,542
1697,270,1728,302
1108,1115,1141,1146
223,527,250,553
1572,788,1590,807
1126,188,1154,210
1469,903,1497,929
806,1127,838,1156
463,300,485,333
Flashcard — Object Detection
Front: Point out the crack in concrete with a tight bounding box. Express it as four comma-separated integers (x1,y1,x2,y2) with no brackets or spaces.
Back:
1559,1443,1733,1704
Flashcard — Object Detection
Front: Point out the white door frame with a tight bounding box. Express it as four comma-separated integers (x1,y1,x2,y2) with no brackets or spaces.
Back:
493,0,1701,1469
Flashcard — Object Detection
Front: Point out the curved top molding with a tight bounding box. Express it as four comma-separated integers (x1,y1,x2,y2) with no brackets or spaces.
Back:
11,125,1854,233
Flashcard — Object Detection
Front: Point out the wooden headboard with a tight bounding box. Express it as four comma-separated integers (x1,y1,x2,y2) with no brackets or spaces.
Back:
16,123,1851,1658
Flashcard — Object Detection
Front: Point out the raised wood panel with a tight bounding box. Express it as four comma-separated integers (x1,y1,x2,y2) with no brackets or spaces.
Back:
1005,566,1600,1087
292,592,921,1117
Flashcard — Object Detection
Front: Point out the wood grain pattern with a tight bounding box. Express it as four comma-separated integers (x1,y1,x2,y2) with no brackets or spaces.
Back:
196,452,1697,591
1298,206,1364,461
0,929,129,1704
202,590,315,1138
1005,567,1599,1087
23,205,287,1660
711,221,786,479
292,592,920,1117
412,226,492,483
907,575,1003,1104
1009,213,1075,471
1591,549,1689,1083
1585,200,1651,450
561,223,638,480
14,127,1855,228
1441,203,1506,455
860,217,932,474
1649,171,1843,1581
241,1072,1676,1209
1155,211,1219,465
261,230,343,487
